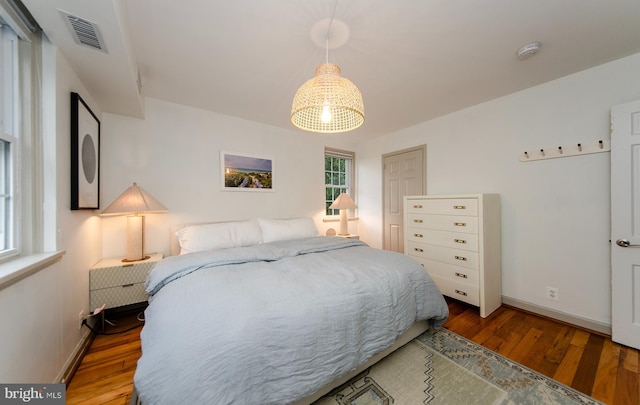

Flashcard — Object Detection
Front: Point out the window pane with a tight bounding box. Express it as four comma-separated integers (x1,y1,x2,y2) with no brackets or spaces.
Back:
324,149,354,216
0,140,8,250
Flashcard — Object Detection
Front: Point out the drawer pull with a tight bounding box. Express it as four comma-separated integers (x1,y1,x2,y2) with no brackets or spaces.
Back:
414,219,423,223
414,233,423,238
413,204,423,209
122,283,135,288
122,264,134,268
453,222,466,227
414,248,424,253
455,289,468,297
455,272,468,279
453,205,466,210
455,255,467,261
454,239,466,244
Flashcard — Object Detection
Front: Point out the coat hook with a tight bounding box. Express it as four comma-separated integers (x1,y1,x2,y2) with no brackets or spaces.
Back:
577,143,582,152
540,148,545,156
558,146,563,154
599,140,603,149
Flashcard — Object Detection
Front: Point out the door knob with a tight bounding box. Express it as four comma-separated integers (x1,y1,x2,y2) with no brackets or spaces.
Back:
616,239,640,247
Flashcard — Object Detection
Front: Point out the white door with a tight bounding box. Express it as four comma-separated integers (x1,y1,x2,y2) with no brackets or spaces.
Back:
382,147,425,252
611,99,640,350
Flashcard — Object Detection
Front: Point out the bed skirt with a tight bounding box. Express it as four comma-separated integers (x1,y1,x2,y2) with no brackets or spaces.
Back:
130,320,430,405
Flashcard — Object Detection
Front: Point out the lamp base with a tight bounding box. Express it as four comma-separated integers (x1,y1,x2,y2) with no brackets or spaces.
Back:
121,255,150,263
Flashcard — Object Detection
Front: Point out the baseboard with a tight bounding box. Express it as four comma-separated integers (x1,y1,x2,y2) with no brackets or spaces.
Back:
501,296,611,336
55,317,96,385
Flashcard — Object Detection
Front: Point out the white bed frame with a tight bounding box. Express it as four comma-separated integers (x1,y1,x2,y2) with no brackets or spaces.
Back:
146,223,433,404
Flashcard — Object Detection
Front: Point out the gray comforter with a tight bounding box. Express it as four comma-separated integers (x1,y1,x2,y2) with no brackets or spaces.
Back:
134,237,448,405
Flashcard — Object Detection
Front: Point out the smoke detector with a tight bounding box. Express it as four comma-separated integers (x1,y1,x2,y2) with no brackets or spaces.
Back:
516,42,541,61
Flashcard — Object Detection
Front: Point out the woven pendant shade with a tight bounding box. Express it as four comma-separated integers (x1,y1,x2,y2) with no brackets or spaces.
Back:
291,63,364,133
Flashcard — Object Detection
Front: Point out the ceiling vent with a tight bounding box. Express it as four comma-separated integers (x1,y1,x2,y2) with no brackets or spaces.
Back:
60,10,107,53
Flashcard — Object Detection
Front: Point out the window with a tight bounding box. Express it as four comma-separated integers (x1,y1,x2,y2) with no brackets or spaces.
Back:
325,148,355,216
0,23,17,257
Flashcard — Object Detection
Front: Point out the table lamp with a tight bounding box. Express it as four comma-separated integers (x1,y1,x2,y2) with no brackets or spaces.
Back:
101,182,168,262
329,192,357,236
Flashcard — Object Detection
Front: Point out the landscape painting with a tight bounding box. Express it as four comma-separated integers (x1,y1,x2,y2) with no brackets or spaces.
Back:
221,152,273,191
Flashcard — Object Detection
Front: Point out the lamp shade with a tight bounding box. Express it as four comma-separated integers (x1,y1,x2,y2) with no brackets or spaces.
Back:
291,63,364,134
101,182,167,262
329,192,358,210
101,182,168,216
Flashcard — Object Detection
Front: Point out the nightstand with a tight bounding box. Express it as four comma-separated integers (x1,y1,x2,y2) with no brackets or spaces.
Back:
337,234,359,240
89,253,163,312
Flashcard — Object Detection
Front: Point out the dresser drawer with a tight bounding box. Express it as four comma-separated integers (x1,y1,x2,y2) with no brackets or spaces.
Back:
407,241,479,270
406,198,478,216
90,283,148,310
429,273,480,306
406,213,479,234
407,228,478,251
413,257,480,286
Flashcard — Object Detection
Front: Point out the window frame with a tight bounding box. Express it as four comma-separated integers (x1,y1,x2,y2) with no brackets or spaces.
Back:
324,147,355,217
0,23,18,259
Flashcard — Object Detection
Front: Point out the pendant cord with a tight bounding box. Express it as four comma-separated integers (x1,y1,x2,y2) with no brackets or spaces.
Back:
326,0,339,64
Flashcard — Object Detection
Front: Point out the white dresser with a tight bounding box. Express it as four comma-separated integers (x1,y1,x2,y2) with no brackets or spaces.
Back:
404,194,501,317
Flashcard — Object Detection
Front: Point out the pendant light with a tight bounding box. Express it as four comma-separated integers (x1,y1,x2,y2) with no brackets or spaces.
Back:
290,2,364,133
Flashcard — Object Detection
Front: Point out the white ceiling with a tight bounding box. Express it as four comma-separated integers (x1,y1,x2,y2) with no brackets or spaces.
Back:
21,0,640,142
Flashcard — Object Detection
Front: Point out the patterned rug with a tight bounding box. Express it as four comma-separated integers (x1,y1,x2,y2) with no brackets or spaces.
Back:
313,328,603,405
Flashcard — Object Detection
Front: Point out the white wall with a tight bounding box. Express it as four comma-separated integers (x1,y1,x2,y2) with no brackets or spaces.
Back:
356,52,640,327
101,98,358,258
54,47,104,379
0,44,103,383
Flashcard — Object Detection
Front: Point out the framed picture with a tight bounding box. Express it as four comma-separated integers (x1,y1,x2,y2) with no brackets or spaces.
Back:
221,151,273,192
70,92,100,209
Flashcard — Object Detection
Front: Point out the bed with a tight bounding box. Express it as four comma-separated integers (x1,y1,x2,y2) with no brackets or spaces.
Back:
132,218,449,405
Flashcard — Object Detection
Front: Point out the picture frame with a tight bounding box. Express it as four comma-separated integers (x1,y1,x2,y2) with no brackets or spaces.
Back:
221,151,274,192
70,92,100,210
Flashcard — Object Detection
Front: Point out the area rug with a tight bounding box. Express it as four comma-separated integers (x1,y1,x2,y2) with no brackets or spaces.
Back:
313,328,603,405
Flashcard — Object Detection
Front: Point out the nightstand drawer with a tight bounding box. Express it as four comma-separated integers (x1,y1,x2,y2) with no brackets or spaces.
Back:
90,264,151,289
89,253,163,311
90,283,148,310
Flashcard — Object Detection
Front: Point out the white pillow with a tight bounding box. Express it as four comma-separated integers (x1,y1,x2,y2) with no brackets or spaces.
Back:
175,219,263,254
258,217,318,243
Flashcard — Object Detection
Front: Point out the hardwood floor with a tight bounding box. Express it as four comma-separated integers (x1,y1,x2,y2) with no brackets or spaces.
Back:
66,299,640,404
66,312,144,405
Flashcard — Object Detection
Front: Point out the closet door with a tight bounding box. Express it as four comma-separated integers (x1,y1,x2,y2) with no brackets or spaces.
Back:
382,147,425,252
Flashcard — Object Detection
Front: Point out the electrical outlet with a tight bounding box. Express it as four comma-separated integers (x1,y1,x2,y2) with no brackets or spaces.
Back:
546,287,559,301
78,310,86,330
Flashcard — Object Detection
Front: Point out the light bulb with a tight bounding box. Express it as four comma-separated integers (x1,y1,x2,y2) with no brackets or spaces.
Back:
321,104,332,123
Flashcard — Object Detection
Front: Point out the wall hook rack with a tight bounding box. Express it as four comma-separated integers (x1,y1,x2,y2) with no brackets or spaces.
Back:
519,139,610,162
